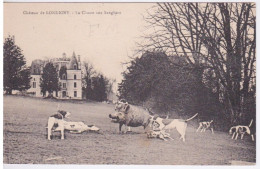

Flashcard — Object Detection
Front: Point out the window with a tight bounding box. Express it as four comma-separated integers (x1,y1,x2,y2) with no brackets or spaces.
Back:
63,83,66,88
74,82,77,88
62,74,66,80
62,91,66,98
74,74,76,80
74,91,77,97
33,82,36,88
74,64,77,70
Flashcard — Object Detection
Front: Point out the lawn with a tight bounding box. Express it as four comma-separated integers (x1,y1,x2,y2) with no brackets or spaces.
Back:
3,95,256,165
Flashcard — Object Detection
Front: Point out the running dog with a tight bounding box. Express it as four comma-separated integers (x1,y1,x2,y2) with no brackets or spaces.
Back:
150,113,198,142
196,120,214,134
229,119,254,141
47,110,71,140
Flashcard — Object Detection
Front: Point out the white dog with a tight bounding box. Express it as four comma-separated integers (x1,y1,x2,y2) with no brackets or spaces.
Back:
54,121,100,134
150,113,198,142
196,120,214,134
47,110,71,140
147,129,174,141
229,119,254,141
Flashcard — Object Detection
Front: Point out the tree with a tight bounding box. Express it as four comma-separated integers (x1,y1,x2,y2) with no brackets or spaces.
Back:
140,3,256,125
118,51,219,115
40,62,60,97
82,61,96,100
81,61,108,101
91,75,107,101
4,35,31,94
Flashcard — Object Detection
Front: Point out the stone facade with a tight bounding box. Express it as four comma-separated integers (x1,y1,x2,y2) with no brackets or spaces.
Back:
27,52,82,99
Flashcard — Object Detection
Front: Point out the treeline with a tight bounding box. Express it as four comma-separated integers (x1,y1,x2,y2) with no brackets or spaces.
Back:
81,61,115,102
118,51,255,130
119,3,256,128
118,52,223,120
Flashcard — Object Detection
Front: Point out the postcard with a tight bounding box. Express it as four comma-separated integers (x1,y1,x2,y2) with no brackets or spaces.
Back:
3,2,256,167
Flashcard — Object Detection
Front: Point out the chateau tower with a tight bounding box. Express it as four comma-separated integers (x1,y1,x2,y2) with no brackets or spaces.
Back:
27,52,82,99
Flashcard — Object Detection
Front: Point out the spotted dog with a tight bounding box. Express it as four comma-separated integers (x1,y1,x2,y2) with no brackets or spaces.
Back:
54,121,100,134
47,110,71,140
229,119,254,141
150,113,198,142
196,120,214,134
147,130,174,141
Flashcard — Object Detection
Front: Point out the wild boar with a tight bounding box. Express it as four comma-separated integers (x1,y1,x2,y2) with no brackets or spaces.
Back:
109,100,152,132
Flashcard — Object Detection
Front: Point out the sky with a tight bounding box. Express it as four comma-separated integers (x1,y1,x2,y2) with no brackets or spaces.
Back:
4,3,154,84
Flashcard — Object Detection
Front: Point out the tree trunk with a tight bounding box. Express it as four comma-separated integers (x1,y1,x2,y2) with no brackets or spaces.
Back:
227,97,241,125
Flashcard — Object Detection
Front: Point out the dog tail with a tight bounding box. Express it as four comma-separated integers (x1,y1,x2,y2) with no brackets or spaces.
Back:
185,113,198,122
248,119,253,127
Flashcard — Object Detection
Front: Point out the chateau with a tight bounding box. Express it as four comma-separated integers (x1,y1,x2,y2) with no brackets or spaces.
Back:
27,52,82,99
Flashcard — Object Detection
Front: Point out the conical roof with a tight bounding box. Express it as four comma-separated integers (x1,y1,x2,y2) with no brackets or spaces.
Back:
69,52,78,69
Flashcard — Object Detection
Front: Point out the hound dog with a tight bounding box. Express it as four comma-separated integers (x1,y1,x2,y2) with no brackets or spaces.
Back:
54,121,100,134
150,113,198,142
147,129,174,141
196,120,214,134
229,119,254,141
47,110,71,140
147,120,174,141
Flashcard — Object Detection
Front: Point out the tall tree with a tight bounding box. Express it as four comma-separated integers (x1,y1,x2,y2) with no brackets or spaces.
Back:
40,62,60,97
118,51,218,115
140,3,256,125
4,36,31,94
91,75,107,102
82,61,96,100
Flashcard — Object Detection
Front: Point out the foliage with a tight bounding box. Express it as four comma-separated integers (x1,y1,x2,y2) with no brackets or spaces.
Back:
91,75,107,101
3,36,31,94
118,52,223,117
40,62,60,97
82,62,95,100
81,61,109,102
139,3,256,125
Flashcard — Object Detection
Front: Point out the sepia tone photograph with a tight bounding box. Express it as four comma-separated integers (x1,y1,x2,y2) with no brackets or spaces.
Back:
3,1,256,166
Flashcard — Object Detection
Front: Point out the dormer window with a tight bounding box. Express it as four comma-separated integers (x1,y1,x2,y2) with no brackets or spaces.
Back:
74,64,77,70
62,74,66,80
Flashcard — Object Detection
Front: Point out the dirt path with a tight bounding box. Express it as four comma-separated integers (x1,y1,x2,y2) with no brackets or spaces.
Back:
3,95,256,165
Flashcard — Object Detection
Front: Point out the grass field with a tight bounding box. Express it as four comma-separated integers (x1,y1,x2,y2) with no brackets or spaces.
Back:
3,95,256,165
